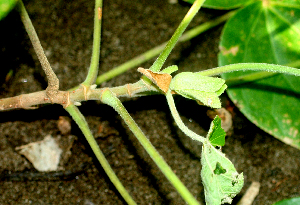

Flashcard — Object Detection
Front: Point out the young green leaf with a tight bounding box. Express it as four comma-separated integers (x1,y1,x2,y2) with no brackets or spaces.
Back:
207,116,226,147
201,138,244,205
169,72,227,108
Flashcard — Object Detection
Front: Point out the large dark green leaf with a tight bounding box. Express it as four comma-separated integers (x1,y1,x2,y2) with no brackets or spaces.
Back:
219,1,300,149
0,0,18,21
273,197,300,205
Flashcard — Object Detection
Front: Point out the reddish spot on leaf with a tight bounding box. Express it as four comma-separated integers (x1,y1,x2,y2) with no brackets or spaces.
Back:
220,46,239,56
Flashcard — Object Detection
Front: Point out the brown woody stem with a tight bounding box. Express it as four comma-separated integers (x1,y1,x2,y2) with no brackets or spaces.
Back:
16,0,59,100
0,79,158,111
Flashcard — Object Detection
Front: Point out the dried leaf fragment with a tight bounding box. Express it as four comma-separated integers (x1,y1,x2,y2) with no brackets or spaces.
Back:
138,67,172,93
16,135,62,172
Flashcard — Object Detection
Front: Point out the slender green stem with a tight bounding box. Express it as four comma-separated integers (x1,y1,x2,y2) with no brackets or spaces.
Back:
16,0,59,95
95,10,234,85
222,61,300,86
101,89,201,205
96,43,166,84
179,10,236,42
166,91,205,143
225,71,277,86
82,0,103,86
199,63,300,77
150,0,206,72
65,104,137,205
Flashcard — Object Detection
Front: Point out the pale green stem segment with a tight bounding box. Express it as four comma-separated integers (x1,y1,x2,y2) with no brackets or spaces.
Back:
101,89,201,205
65,104,137,205
165,90,205,143
199,63,300,77
82,0,103,86
96,43,166,84
220,61,300,86
16,0,59,93
149,0,206,73
225,71,276,86
95,10,234,85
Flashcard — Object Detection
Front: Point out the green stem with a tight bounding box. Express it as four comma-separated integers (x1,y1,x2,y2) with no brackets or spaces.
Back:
199,63,300,77
222,61,300,86
179,10,236,42
149,0,206,72
101,89,201,205
95,10,234,85
96,43,166,84
225,71,277,86
82,0,103,86
166,91,205,143
65,104,137,205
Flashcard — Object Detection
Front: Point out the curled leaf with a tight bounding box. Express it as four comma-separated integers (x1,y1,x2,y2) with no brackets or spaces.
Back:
170,72,227,108
201,139,244,204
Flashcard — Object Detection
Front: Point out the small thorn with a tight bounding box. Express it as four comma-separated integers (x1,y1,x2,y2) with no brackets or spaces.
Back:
74,102,81,106
90,84,97,89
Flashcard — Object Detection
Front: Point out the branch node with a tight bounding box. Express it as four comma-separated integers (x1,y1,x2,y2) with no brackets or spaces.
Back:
126,84,132,97
80,84,88,101
46,88,59,103
63,91,71,108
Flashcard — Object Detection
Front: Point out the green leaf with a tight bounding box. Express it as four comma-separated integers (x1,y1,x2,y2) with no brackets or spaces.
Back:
184,0,253,10
170,72,227,108
219,1,300,149
207,116,226,147
0,0,18,21
273,197,300,205
201,139,244,205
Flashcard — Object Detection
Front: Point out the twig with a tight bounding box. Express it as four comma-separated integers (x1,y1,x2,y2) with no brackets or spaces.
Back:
16,0,59,101
0,79,157,111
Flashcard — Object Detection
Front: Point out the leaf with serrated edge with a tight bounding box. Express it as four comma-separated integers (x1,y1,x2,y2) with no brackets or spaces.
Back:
201,139,243,204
